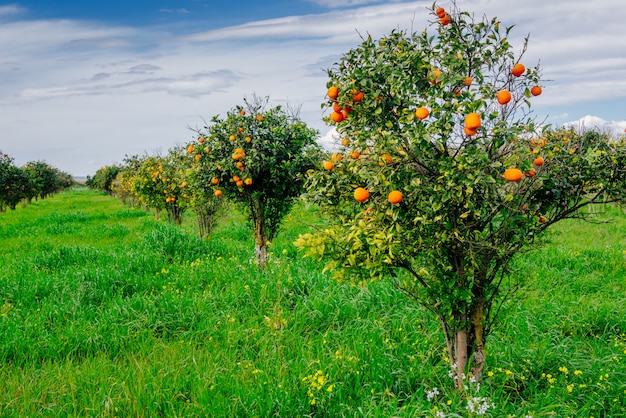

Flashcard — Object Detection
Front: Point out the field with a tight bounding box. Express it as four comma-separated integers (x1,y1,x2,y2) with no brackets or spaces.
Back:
1,187,625,417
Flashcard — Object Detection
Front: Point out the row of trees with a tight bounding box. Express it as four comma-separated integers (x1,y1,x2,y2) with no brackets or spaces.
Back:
0,152,73,212
88,97,322,267
86,4,626,390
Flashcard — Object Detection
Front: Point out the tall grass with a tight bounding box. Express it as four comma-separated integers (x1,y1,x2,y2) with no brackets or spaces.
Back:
0,187,624,417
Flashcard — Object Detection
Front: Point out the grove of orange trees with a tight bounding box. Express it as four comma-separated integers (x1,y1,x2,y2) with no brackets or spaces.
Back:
296,4,626,385
188,96,321,267
0,151,73,211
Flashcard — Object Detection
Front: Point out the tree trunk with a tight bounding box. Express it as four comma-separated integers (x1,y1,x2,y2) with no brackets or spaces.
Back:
470,297,486,382
251,198,268,268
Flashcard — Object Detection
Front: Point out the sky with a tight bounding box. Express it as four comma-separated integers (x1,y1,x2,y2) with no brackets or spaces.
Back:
1,0,626,177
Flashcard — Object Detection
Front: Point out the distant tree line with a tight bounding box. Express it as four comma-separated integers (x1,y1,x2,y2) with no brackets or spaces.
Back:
0,151,74,212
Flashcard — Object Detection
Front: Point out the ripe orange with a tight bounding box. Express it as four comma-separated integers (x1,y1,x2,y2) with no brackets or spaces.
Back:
327,86,339,99
440,14,451,25
430,69,442,84
524,169,536,178
332,101,342,112
211,177,219,185
415,107,429,120
214,189,222,197
350,150,360,159
388,190,403,204
229,135,236,141
354,187,370,203
330,111,344,123
381,154,393,165
352,90,364,102
464,126,478,136
198,137,205,143
463,76,472,86
530,86,542,96
236,161,244,169
244,178,252,186
538,215,547,223
341,137,351,147
240,110,246,116
503,168,523,182
435,7,446,18
512,63,525,77
497,90,512,105
256,115,264,122
323,161,334,171
187,144,194,154
464,113,481,130
245,136,251,143
236,180,244,187
233,175,240,182
533,156,544,166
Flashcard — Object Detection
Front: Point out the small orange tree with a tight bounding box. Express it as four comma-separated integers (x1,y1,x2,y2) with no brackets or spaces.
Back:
191,96,320,267
296,4,626,385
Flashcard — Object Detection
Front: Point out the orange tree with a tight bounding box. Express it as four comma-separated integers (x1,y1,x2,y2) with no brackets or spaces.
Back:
296,4,626,385
191,96,320,267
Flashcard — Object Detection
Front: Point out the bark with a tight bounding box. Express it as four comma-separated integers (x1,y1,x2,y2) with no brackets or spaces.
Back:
254,211,268,268
251,198,268,268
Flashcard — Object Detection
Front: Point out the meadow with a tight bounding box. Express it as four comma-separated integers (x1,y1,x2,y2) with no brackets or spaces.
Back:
0,187,625,417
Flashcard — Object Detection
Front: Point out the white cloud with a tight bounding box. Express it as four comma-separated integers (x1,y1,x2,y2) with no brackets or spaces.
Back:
564,115,626,137
1,0,626,176
0,4,24,17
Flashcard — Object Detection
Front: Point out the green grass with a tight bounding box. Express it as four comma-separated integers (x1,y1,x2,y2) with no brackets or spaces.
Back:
1,187,625,417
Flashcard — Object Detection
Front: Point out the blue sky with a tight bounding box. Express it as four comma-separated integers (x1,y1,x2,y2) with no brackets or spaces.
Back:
2,0,626,176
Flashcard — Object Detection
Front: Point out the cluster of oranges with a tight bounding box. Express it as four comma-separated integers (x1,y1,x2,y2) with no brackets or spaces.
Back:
327,86,364,123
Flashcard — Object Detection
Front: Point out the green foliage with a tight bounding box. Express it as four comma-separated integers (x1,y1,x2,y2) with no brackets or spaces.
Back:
86,164,122,195
190,96,321,265
297,4,626,382
0,152,72,211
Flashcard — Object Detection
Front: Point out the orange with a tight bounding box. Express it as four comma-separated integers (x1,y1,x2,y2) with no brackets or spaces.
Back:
354,187,369,203
198,137,205,143
350,150,360,159
533,156,544,166
211,177,219,185
327,86,339,99
236,161,244,169
233,175,240,182
256,115,264,122
415,107,429,120
214,190,222,197
435,7,446,18
244,178,252,186
464,113,481,130
388,190,403,204
236,180,244,187
245,136,251,143
430,69,442,84
530,86,542,96
497,90,511,105
323,161,334,171
229,135,236,141
240,110,246,116
352,90,364,102
503,168,523,182
538,215,547,223
512,63,525,77
524,169,536,178
440,14,451,25
187,144,194,154
332,101,342,112
341,137,351,147
464,126,478,136
381,154,393,165
463,76,472,86
330,111,344,123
